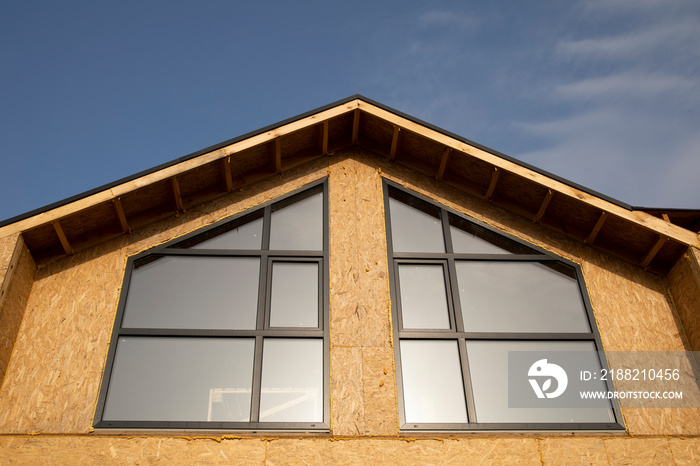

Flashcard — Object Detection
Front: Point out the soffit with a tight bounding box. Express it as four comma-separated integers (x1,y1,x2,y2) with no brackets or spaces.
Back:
0,96,697,273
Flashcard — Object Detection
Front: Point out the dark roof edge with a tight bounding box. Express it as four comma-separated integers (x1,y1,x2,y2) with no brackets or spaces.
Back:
0,94,643,229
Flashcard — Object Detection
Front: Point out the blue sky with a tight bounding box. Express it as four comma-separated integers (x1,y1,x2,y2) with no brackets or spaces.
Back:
1,0,699,223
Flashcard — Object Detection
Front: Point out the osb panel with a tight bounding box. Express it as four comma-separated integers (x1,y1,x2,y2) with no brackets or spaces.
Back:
265,438,541,465
668,250,700,352
330,346,364,436
0,236,129,434
358,111,393,155
176,160,224,200
580,248,685,352
493,171,549,218
354,153,392,348
0,436,266,465
328,156,362,347
0,239,36,387
327,112,354,154
540,438,608,465
397,129,445,172
127,158,330,257
622,408,700,436
362,346,397,436
604,438,674,465
0,233,20,285
541,194,601,239
60,202,121,243
669,437,700,465
444,151,494,195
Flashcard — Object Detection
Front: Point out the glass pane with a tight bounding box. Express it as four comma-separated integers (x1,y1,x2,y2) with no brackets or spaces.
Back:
103,337,255,422
450,216,535,254
456,261,590,333
270,191,323,251
187,216,263,250
260,339,323,422
398,264,450,329
269,262,319,328
400,340,468,423
389,195,444,253
122,256,259,330
466,340,614,423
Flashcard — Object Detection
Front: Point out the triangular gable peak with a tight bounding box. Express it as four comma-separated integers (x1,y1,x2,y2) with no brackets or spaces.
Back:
0,96,697,273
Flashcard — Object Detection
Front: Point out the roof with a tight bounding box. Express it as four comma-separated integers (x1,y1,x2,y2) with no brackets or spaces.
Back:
0,95,697,273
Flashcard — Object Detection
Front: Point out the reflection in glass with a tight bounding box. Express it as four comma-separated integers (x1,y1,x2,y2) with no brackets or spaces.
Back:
398,264,450,329
122,256,260,330
270,262,319,327
466,340,614,423
400,340,468,423
389,196,444,253
270,191,323,251
103,337,255,422
188,216,263,250
260,339,323,422
456,262,590,333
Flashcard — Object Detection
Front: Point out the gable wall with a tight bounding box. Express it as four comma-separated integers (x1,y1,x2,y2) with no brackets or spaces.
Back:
0,149,698,463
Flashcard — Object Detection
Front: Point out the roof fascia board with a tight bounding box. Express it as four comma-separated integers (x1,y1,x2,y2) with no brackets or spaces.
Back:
0,99,360,238
356,100,700,247
0,94,697,248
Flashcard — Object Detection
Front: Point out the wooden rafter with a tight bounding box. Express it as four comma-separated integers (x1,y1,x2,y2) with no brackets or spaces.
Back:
322,121,329,156
52,220,73,256
641,236,667,269
389,125,401,161
351,109,360,145
533,189,554,223
585,212,608,245
436,147,451,181
274,138,282,173
661,213,671,223
484,167,501,201
172,176,184,212
221,156,233,192
113,198,130,233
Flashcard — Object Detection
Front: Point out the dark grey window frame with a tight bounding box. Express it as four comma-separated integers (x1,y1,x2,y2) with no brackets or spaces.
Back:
383,180,625,431
94,179,330,431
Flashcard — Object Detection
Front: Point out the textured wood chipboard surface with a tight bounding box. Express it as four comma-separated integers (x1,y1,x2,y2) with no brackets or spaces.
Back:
540,438,609,465
0,238,36,386
361,346,397,436
0,237,129,434
581,249,686,352
328,155,362,348
330,346,364,435
0,234,19,286
668,250,700,352
604,438,675,465
0,436,267,465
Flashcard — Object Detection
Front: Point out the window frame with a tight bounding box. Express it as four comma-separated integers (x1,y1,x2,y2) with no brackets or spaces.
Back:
93,178,330,431
383,180,624,431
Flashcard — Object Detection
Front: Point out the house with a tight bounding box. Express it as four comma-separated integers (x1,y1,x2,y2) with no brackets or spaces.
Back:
0,95,699,463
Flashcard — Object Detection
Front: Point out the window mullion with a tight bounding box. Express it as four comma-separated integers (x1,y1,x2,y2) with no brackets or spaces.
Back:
249,335,264,423
458,339,477,424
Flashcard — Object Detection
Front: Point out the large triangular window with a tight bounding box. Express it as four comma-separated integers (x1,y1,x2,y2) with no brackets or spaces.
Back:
94,180,329,430
384,181,624,431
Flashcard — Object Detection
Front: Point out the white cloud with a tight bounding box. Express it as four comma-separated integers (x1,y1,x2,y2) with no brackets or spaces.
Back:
418,10,479,30
554,73,698,101
556,18,700,59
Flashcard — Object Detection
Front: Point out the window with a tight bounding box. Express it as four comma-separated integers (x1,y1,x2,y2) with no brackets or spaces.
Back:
384,181,623,431
94,180,329,430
